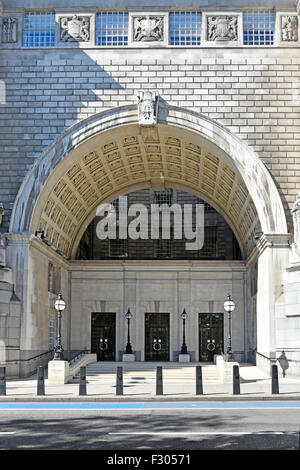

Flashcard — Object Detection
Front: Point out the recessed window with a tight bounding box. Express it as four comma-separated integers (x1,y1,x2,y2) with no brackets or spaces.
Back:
96,11,129,46
199,227,218,258
155,237,172,259
243,9,276,46
154,189,173,206
169,11,202,46
24,12,56,47
109,239,128,258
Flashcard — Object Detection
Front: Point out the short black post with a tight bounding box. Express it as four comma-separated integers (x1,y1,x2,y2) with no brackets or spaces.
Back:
116,366,123,396
233,365,240,395
0,367,6,396
79,366,87,396
37,366,45,396
156,366,163,395
196,366,203,395
272,364,279,394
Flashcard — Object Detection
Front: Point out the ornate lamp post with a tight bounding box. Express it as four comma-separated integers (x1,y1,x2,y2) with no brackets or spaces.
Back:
125,308,133,354
54,293,66,361
223,294,235,361
180,308,188,355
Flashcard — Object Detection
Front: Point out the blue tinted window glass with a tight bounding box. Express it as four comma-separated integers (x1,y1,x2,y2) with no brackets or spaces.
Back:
243,10,275,45
169,12,202,46
96,12,128,46
24,12,56,47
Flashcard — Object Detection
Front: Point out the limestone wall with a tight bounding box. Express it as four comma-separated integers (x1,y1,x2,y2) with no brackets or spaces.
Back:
0,3,299,234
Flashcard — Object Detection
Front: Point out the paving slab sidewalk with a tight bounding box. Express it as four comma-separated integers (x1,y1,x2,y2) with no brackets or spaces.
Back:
0,363,300,401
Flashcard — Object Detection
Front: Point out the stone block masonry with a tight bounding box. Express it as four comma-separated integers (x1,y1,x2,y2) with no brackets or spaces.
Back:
0,47,300,233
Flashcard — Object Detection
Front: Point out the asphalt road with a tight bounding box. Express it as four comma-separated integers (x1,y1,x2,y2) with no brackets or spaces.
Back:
0,402,299,451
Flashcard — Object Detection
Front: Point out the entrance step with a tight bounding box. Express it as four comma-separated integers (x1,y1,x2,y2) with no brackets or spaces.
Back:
71,362,222,384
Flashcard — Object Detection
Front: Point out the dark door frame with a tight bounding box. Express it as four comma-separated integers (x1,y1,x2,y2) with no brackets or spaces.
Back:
198,313,224,362
145,312,170,361
91,312,116,361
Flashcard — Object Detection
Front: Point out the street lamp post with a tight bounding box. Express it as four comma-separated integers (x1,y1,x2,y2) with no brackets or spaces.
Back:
180,309,188,355
125,308,133,355
223,294,236,362
53,293,66,361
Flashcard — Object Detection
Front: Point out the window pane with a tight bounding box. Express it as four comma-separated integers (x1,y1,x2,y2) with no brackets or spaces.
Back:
96,12,128,46
243,10,276,46
24,12,56,47
169,11,202,46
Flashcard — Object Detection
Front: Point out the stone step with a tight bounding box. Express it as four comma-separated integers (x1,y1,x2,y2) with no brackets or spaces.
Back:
71,362,222,384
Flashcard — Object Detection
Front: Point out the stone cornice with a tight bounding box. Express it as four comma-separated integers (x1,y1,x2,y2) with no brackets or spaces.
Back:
255,233,292,256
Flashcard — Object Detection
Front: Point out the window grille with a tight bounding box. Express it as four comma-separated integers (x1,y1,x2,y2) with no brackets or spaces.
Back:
243,9,276,46
154,189,173,206
112,196,127,212
109,239,128,258
169,11,202,46
199,226,218,258
24,12,56,47
96,11,129,46
154,237,172,259
198,199,215,212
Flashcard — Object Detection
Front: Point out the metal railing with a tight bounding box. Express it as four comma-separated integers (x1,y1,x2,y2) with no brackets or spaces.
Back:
68,350,91,367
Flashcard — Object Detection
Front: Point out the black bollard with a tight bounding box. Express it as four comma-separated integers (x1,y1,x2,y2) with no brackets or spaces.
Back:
0,367,6,396
37,366,45,396
196,366,203,395
79,366,87,396
116,366,123,396
272,364,279,394
156,366,163,395
233,365,240,395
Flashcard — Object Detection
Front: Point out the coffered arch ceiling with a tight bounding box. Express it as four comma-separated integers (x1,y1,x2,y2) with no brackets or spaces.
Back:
10,105,288,260
34,123,259,259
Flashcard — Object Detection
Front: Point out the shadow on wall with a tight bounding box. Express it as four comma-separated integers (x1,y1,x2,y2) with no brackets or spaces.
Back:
0,30,130,232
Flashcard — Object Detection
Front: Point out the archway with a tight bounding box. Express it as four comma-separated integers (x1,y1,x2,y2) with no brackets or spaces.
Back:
10,104,288,259
8,104,290,365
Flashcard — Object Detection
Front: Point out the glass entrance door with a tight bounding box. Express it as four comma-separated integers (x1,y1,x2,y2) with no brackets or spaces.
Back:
199,313,224,362
91,313,116,361
145,313,170,361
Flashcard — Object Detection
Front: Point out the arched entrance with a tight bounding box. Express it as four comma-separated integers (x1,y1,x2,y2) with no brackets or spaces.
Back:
8,104,290,365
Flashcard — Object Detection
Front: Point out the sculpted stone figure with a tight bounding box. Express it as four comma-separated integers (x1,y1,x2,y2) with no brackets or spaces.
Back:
134,16,164,42
60,15,90,42
0,234,6,267
281,16,298,42
2,17,17,43
137,90,159,126
207,16,238,41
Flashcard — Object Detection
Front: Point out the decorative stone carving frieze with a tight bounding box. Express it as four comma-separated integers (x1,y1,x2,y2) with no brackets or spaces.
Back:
133,16,164,42
2,17,17,43
137,90,159,126
207,15,238,41
60,15,90,42
281,15,298,42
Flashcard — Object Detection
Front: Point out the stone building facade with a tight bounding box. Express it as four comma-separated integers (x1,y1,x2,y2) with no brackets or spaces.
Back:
0,0,300,377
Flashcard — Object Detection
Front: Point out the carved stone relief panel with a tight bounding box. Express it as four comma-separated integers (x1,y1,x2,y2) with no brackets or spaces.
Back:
2,17,17,43
60,15,90,42
137,90,159,126
281,15,298,41
207,15,238,41
133,15,164,42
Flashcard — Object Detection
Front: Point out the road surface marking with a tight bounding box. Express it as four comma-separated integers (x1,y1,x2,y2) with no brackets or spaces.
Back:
0,402,300,410
109,431,290,436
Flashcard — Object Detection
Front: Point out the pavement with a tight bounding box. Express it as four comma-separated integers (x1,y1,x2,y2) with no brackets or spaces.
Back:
1,362,300,402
